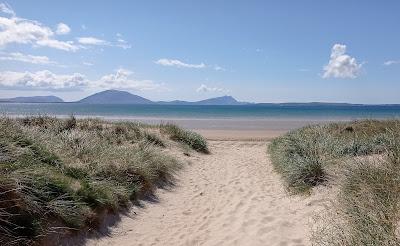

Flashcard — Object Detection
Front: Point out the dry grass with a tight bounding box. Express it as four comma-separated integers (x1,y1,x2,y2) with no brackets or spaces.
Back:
0,116,198,245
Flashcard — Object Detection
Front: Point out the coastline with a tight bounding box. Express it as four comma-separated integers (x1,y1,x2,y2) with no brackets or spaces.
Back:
2,114,355,140
5,113,398,140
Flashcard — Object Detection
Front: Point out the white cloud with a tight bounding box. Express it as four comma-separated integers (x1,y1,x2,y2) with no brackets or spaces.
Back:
77,37,108,45
35,39,77,51
196,84,227,93
77,36,130,49
94,69,161,90
155,58,206,69
56,22,70,35
0,8,78,51
383,60,400,66
0,70,87,90
0,69,163,91
322,44,362,79
0,52,56,64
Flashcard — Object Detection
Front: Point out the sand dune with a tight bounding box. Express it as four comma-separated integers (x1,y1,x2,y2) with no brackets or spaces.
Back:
87,141,330,246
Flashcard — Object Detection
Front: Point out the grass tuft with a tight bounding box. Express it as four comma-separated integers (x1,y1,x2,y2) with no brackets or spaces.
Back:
268,119,400,245
268,120,400,193
160,123,209,153
0,116,184,244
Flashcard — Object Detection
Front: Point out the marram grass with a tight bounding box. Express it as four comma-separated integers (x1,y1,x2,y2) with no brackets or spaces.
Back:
268,119,400,245
0,116,207,245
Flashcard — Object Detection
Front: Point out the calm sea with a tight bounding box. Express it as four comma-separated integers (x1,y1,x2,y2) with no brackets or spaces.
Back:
1,103,400,120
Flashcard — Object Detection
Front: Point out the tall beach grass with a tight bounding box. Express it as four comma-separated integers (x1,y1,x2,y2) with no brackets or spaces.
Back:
268,119,400,245
0,116,207,245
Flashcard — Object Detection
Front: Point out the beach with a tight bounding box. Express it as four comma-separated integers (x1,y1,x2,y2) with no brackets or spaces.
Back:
84,124,334,246
87,139,331,246
2,106,400,245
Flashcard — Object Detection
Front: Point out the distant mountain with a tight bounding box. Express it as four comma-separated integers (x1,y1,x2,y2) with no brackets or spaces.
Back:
4,90,390,106
78,90,153,104
158,96,248,105
0,96,64,103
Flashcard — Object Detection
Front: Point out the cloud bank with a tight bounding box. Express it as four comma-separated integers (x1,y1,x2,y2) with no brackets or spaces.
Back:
0,69,162,91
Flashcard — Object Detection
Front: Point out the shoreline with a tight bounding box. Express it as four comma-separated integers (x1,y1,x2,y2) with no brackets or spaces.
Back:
5,114,397,140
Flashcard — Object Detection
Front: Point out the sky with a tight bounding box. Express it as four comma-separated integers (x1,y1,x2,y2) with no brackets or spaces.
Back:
0,0,399,103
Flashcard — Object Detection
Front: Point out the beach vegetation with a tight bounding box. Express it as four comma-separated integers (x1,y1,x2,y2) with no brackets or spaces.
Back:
0,116,190,245
268,119,400,245
160,123,209,153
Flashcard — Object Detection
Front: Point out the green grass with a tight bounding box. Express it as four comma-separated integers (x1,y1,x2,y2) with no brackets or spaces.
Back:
0,116,183,245
268,119,400,245
268,119,400,193
160,123,209,153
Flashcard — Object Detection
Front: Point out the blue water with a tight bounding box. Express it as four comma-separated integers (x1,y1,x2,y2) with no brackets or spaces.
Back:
1,103,400,120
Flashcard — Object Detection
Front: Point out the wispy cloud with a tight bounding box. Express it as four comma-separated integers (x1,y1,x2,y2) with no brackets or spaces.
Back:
77,35,132,49
213,65,226,71
196,84,228,93
77,37,109,46
83,62,94,66
0,4,78,51
383,60,400,66
0,69,163,91
115,38,131,49
0,52,56,65
0,3,14,16
322,44,362,79
155,58,206,69
55,22,70,35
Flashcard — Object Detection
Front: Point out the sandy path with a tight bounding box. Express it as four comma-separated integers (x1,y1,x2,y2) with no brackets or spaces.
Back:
87,141,328,246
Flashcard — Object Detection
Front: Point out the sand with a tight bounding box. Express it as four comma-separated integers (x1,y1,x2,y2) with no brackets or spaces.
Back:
86,139,330,246
193,129,287,141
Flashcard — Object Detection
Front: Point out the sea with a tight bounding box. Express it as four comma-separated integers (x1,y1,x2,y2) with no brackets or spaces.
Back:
1,103,400,130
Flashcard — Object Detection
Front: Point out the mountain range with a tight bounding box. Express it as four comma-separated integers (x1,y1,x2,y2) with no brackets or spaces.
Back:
0,90,247,105
1,90,398,106
0,96,64,103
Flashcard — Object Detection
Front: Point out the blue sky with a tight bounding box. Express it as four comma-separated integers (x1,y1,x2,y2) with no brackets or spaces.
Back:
0,0,399,103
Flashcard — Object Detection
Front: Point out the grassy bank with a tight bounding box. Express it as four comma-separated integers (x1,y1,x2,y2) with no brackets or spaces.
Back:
268,119,400,245
0,116,207,245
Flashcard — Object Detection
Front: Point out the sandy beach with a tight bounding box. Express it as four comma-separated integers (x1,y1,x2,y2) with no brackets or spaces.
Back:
87,133,331,246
